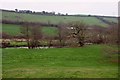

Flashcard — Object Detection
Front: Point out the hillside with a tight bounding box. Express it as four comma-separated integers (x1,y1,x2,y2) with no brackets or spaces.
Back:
2,10,118,26
1,10,118,36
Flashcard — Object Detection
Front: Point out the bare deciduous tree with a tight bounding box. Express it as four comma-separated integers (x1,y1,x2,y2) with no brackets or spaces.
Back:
21,23,42,49
21,23,31,49
106,24,118,45
30,25,42,49
87,26,106,44
57,23,68,47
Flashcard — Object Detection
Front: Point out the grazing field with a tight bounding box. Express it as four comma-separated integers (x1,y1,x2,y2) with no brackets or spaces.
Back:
2,24,21,35
2,24,58,36
42,27,58,36
2,11,117,27
2,11,118,36
2,45,118,78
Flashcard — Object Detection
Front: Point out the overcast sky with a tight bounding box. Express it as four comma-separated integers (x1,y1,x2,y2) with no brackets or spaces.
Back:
0,0,119,16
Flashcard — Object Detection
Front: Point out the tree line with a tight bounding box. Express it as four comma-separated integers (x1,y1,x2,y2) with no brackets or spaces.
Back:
15,9,68,16
1,9,117,18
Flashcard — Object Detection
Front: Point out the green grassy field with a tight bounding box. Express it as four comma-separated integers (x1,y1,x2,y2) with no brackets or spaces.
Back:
2,24,58,36
2,45,118,78
2,11,118,36
42,27,58,36
2,11,116,27
2,24,21,35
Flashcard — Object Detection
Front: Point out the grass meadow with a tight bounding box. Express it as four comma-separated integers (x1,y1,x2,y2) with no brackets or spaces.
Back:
2,24,58,36
2,11,117,27
2,45,118,78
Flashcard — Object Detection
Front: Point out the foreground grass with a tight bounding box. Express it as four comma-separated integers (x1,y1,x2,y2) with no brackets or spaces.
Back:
2,45,118,78
3,67,118,78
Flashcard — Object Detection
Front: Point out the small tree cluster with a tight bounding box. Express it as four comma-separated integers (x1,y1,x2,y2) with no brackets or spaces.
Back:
21,23,42,49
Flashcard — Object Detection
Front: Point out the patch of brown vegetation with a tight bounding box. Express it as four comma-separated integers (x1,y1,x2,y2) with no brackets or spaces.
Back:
110,59,119,63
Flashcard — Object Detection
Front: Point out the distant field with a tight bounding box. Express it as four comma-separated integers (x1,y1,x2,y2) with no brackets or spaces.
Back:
42,27,58,36
2,45,118,78
2,11,118,36
2,24,21,35
103,18,118,23
2,24,58,36
2,11,117,27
